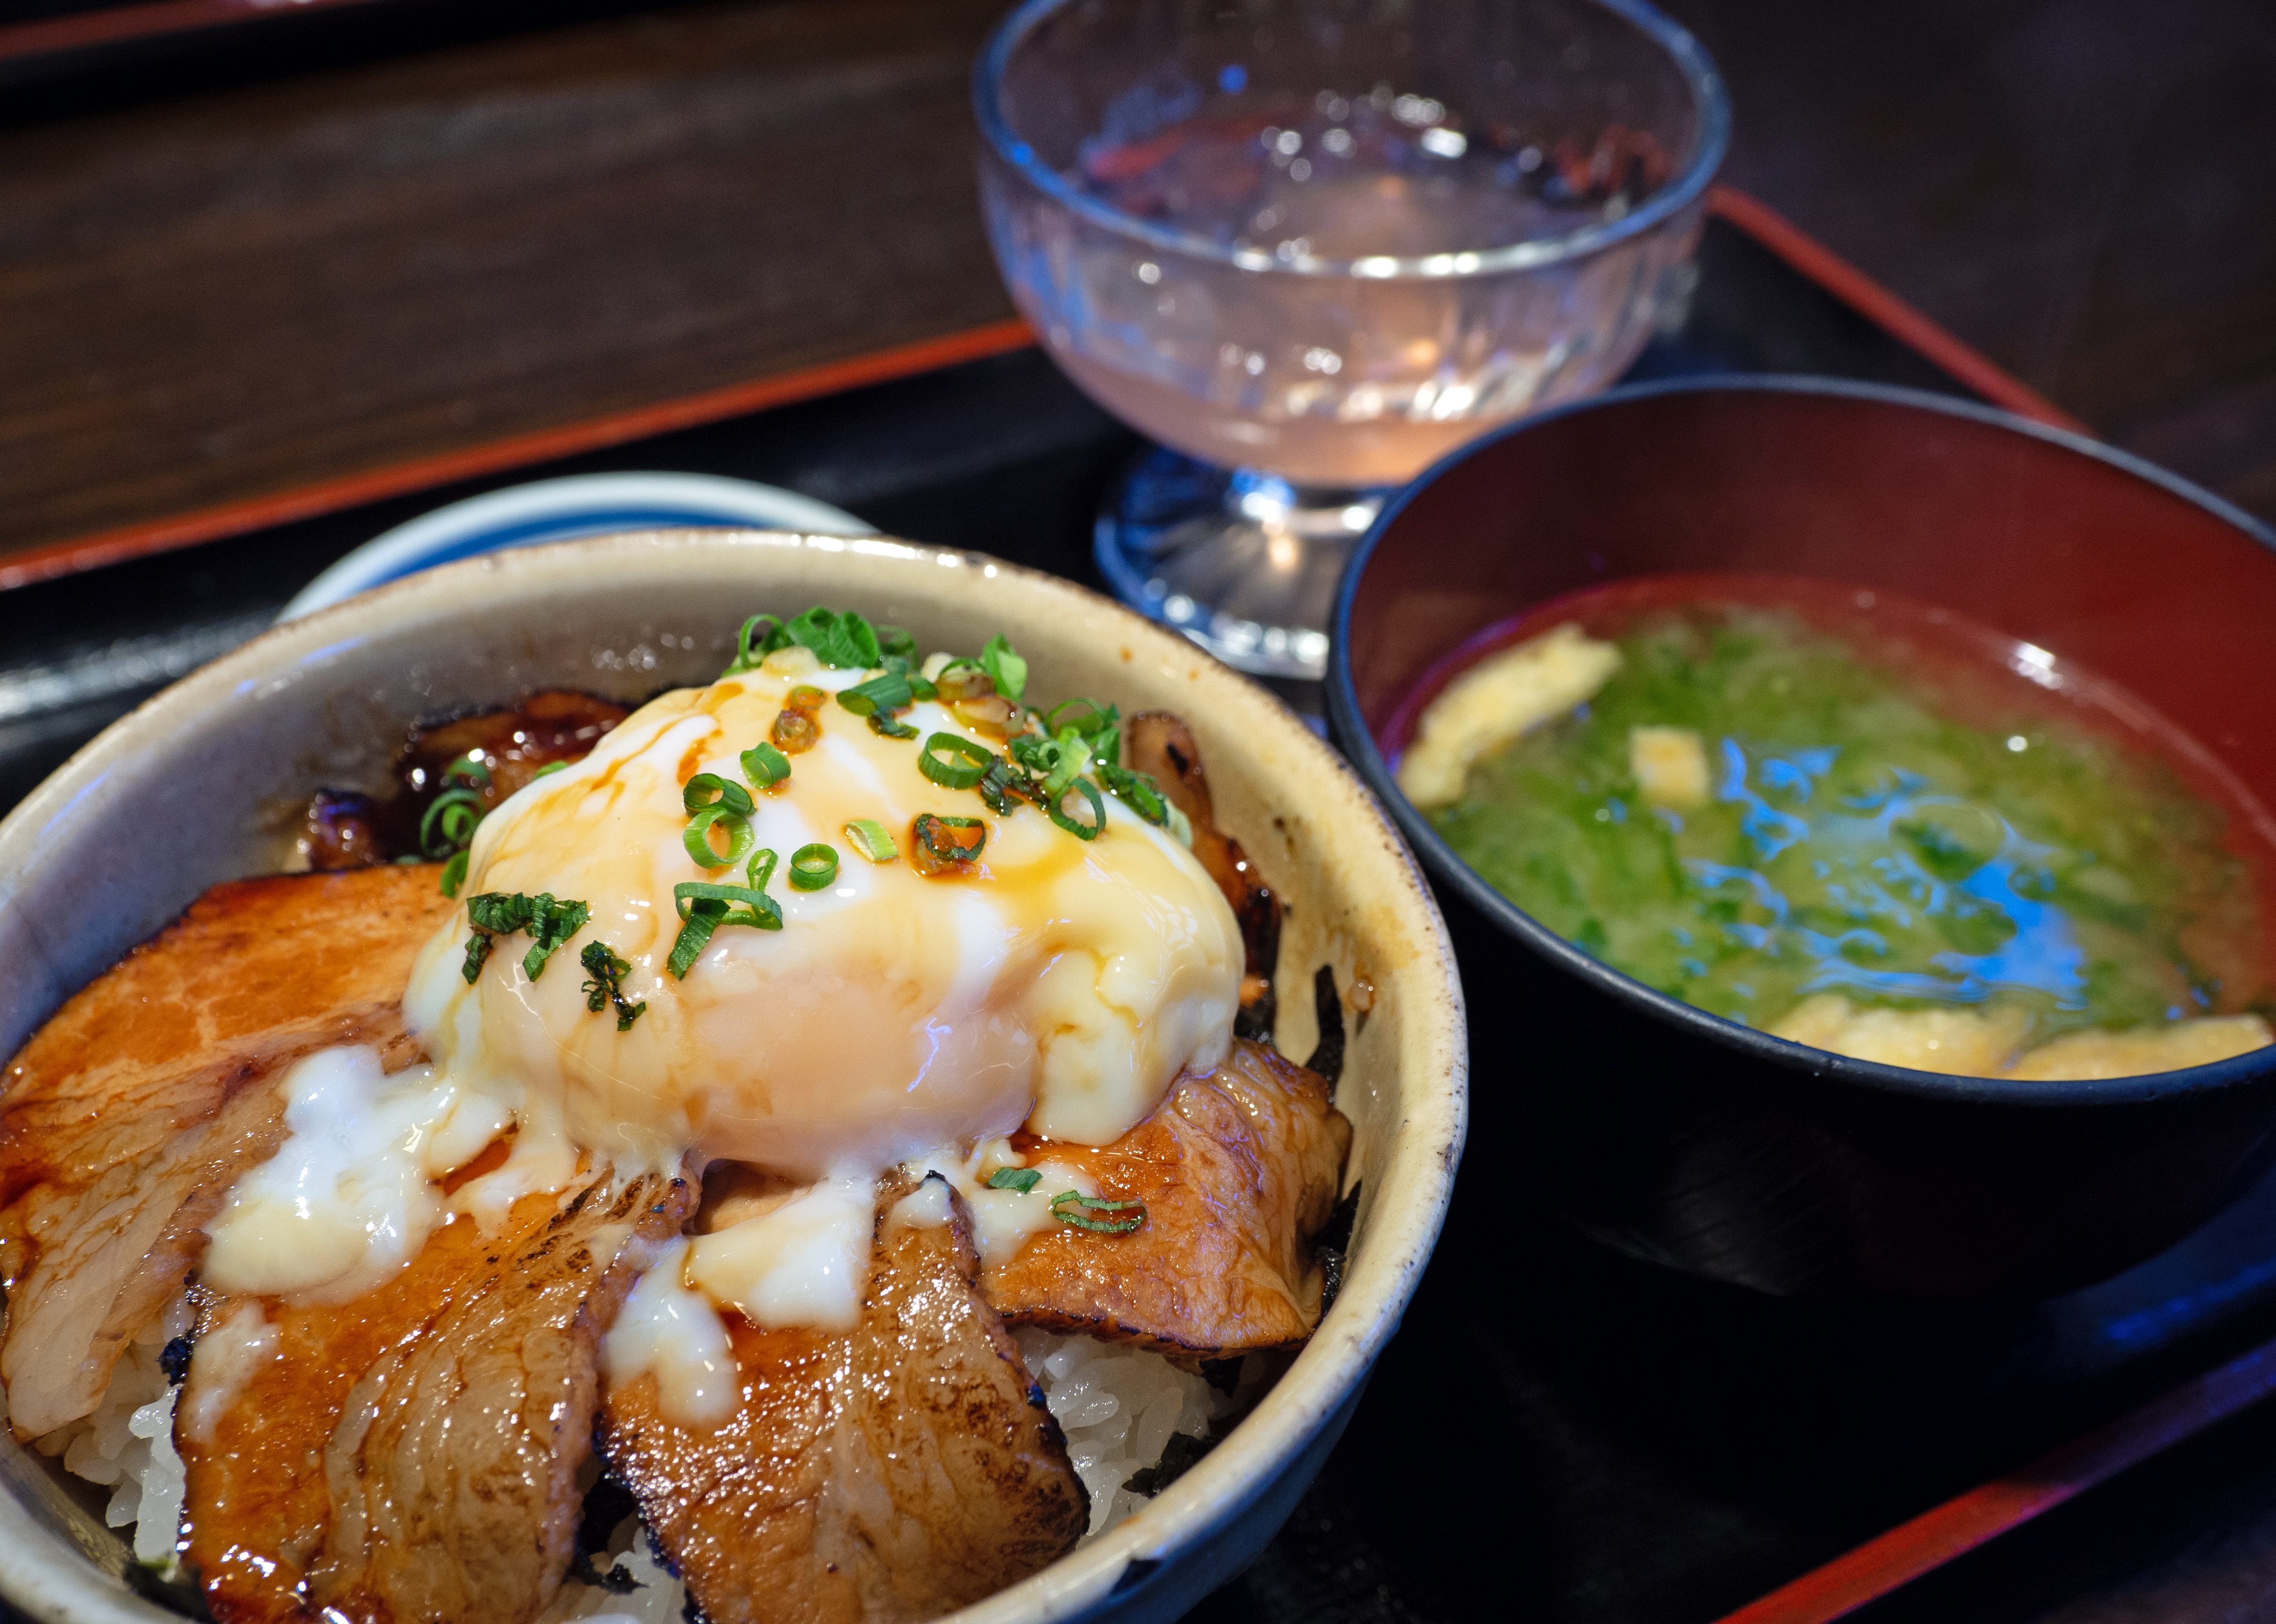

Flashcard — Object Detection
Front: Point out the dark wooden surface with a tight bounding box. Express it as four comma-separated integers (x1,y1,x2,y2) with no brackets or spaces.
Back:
3,0,2275,561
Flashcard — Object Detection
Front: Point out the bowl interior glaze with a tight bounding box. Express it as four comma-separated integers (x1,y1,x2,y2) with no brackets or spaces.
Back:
0,532,1464,1624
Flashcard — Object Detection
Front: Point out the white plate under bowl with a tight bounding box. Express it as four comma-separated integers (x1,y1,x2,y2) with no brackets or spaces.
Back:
280,473,874,619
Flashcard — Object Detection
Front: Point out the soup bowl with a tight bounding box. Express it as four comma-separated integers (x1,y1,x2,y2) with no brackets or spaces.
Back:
1327,376,2276,1297
0,531,1465,1623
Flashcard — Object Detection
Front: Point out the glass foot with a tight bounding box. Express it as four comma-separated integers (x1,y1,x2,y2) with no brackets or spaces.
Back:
1093,447,1385,681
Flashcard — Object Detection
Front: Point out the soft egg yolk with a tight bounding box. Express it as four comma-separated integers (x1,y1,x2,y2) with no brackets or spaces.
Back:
401,653,1242,1198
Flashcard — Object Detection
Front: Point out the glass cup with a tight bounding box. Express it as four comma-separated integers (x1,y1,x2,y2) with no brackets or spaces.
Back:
975,0,1729,679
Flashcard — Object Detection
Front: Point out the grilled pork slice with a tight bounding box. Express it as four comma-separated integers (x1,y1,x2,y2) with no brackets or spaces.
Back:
179,1170,694,1624
985,1038,1350,1362
0,864,454,1439
1124,712,1282,1030
601,1178,1086,1624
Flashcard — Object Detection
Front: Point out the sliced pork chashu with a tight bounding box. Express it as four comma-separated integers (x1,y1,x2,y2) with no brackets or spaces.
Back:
0,864,456,1437
986,1038,1349,1361
601,1177,1087,1624
180,1170,695,1624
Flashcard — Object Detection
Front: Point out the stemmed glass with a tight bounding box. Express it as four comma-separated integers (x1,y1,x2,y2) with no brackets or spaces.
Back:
975,0,1729,680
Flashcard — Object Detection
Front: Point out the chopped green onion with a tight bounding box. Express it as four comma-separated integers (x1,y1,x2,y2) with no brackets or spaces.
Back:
789,843,839,890
919,732,991,789
461,931,493,983
520,895,589,980
748,847,779,892
684,806,756,870
772,708,820,754
912,813,986,870
464,891,589,980
1095,761,1170,826
532,760,569,780
1041,729,1092,797
877,625,920,663
836,671,913,717
976,757,1028,816
986,1166,1042,1193
907,674,938,702
1043,699,1118,742
673,882,784,928
844,819,897,863
419,787,485,859
979,633,1028,702
439,849,469,898
668,881,782,977
741,742,791,788
683,773,755,816
782,606,883,670
724,613,784,675
441,754,492,790
579,940,646,1030
869,713,919,740
1050,1191,1145,1234
1048,778,1107,841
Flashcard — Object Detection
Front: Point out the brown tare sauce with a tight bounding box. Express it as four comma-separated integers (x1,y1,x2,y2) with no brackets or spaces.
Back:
304,691,629,869
1124,711,1284,1040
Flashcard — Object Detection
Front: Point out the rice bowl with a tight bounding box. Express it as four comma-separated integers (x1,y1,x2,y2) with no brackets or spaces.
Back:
0,531,1464,1624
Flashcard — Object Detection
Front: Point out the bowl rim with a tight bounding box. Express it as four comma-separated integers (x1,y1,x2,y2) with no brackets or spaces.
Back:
971,0,1731,281
1325,372,2276,1109
0,529,1468,1624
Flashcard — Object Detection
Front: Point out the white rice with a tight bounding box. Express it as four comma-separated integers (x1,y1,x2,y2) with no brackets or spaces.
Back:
26,1295,192,1570
48,1323,1234,1617
1014,1328,1225,1537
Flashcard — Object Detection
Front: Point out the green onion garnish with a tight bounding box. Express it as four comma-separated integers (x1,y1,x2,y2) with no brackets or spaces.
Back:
789,843,839,890
419,787,485,859
843,819,897,863
877,625,920,664
919,732,991,789
976,757,1028,816
911,813,985,872
724,613,784,675
836,671,913,717
986,1166,1042,1193
684,806,756,870
439,849,470,898
441,754,493,790
772,708,820,754
1095,761,1170,827
667,881,783,977
461,931,493,983
741,742,791,789
463,892,590,980
748,847,779,892
579,940,646,1030
683,773,754,816
674,882,784,928
1050,1191,1145,1234
1048,778,1107,842
532,760,569,780
722,606,883,675
869,713,919,740
979,633,1028,702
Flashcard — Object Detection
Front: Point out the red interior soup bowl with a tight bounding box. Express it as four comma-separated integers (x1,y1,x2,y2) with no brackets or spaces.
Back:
1327,377,2276,1296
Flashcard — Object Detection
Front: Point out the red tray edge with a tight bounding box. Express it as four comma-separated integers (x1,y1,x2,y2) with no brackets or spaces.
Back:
1714,1332,2276,1624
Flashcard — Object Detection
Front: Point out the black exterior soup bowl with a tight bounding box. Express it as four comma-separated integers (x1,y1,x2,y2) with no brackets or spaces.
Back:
1326,376,2276,1297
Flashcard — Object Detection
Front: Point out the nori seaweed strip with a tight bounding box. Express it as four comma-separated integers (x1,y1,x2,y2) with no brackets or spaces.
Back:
1304,964,1345,1084
1313,1182,1362,1320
